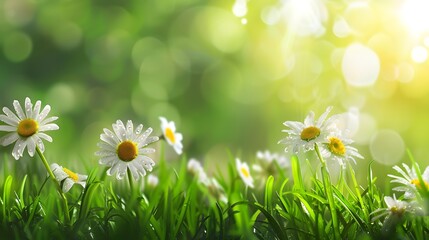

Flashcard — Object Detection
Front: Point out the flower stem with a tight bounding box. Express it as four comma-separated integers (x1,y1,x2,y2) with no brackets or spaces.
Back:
36,146,71,225
127,167,134,195
314,143,340,238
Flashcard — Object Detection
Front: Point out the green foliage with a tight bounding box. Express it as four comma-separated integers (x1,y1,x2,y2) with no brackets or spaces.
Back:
1,151,429,239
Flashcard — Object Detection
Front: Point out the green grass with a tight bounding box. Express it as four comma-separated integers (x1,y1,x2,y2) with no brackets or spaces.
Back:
0,148,429,240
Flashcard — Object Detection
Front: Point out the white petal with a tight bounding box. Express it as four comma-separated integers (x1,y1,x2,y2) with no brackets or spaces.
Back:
140,136,159,148
136,127,153,145
103,128,120,143
36,105,51,122
133,158,147,177
0,133,19,146
38,123,59,132
52,165,68,181
134,124,143,136
2,107,20,123
116,163,127,180
12,139,26,160
37,133,53,142
40,116,58,125
24,97,33,118
0,125,17,132
62,178,74,193
126,120,134,139
107,162,120,176
32,100,41,120
112,120,126,140
138,148,156,154
13,100,25,120
0,115,18,126
128,163,140,181
98,155,118,166
26,137,36,157
303,111,315,126
100,134,118,147
140,156,155,171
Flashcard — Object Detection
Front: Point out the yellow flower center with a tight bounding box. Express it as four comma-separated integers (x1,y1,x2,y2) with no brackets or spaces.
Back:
328,137,346,156
117,140,138,162
300,126,320,141
411,179,429,190
165,127,175,143
17,119,38,137
240,167,250,178
63,167,79,182
390,206,405,216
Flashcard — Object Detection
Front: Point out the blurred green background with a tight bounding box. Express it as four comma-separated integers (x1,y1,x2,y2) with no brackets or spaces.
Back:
1,0,429,183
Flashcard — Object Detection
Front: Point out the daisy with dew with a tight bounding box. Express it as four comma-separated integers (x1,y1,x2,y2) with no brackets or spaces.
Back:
320,131,363,168
159,117,183,155
236,158,254,188
51,163,87,193
388,163,429,199
278,106,338,154
0,97,59,160
96,120,159,181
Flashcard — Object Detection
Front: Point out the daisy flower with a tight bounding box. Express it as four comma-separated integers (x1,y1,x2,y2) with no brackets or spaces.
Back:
51,163,87,193
95,120,159,181
371,195,412,222
278,106,338,154
0,97,59,160
236,158,254,188
159,117,183,155
321,132,363,168
388,163,429,199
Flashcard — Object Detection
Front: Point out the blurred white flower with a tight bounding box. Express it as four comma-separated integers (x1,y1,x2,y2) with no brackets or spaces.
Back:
202,177,228,203
96,120,159,181
187,158,208,183
160,117,183,155
236,158,254,188
0,97,59,160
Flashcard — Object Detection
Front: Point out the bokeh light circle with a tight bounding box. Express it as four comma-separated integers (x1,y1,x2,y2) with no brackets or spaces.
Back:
369,129,405,165
3,31,33,62
342,43,380,87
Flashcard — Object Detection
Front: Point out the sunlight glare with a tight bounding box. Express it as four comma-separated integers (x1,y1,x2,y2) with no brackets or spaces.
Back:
400,0,429,35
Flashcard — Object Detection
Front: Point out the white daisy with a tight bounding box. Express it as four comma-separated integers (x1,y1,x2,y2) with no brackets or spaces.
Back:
95,120,159,181
187,158,208,183
0,97,59,160
321,132,363,168
371,195,411,222
388,163,429,199
51,163,87,193
236,158,254,188
159,117,183,155
278,106,338,154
